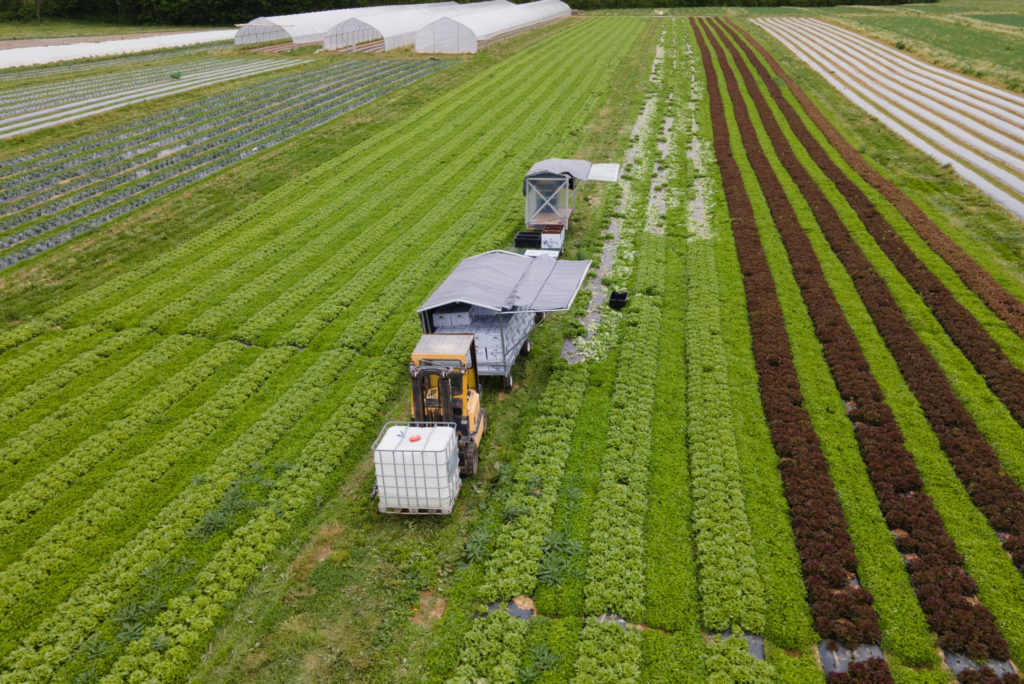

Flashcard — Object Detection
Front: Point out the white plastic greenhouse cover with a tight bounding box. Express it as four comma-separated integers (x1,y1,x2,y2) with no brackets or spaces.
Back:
323,0,510,52
235,5,419,45
414,0,570,53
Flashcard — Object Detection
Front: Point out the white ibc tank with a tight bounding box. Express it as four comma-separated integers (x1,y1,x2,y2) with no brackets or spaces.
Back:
373,423,460,514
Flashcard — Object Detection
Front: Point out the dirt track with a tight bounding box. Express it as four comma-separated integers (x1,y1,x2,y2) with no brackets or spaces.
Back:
754,17,1024,221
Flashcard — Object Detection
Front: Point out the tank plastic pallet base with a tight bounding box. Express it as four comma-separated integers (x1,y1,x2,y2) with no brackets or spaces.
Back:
378,504,455,515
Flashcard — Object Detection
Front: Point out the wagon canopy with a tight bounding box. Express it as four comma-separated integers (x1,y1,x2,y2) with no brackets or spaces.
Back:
418,250,591,314
524,158,622,187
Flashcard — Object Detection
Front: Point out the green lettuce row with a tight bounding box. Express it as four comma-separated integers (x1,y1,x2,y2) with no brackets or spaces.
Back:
674,22,768,635
0,324,99,390
572,618,643,683
2,346,359,679
685,224,767,634
476,363,592,600
451,611,531,683
0,331,195,471
640,19,702,638
701,635,775,683
574,30,671,678
0,326,148,423
583,294,661,621
0,345,293,622
0,336,234,535
580,67,668,620
0,320,51,357
98,328,417,682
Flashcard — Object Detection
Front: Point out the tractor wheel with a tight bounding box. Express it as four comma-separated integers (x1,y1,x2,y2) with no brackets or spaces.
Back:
461,441,479,476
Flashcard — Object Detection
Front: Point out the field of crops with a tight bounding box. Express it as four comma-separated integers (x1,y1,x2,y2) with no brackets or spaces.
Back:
0,58,445,268
2,6,1024,684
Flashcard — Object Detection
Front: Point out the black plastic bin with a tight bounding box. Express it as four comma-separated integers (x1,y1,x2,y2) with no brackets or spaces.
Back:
514,231,542,249
609,290,628,310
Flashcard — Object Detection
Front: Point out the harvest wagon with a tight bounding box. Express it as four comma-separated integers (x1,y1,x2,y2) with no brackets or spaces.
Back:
372,251,589,514
516,158,620,254
417,250,590,388
372,159,607,516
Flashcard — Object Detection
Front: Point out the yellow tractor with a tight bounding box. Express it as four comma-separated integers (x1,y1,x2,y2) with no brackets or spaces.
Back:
408,333,486,476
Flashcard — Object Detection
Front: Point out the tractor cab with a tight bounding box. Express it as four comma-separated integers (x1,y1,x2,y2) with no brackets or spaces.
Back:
409,333,486,475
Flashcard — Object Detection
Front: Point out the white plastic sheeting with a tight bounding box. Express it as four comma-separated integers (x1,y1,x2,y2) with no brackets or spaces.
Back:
414,0,570,53
323,0,509,53
236,7,398,45
0,30,236,69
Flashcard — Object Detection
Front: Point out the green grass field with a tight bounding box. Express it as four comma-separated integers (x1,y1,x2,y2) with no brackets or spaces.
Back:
0,19,221,41
2,7,1024,683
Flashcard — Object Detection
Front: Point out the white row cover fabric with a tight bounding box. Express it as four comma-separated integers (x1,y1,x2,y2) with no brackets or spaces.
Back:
323,0,510,52
1,30,236,69
415,0,570,53
418,250,590,314
235,5,423,45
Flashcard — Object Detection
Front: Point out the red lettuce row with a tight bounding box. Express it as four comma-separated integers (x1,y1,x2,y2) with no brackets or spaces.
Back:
702,18,1012,666
692,19,887,668
727,25,1024,344
719,18,1024,577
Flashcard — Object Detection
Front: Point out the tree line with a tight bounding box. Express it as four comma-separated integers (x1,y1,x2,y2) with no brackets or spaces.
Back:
1,0,931,26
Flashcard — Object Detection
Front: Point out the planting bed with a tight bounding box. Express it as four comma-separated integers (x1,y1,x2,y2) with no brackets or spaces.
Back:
3,11,1024,684
754,17,1024,220
0,59,444,270
0,56,306,140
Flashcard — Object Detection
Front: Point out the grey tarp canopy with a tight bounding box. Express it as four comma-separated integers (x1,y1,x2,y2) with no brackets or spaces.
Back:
418,250,590,313
523,158,621,192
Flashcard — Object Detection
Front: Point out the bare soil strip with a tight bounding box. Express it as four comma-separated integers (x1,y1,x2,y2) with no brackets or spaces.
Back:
754,17,1024,220
702,17,1016,670
719,15,1024,585
729,22,1024,343
692,19,890,676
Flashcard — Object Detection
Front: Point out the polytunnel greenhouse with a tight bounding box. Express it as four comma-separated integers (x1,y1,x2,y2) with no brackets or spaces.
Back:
414,0,571,54
235,8,391,45
322,0,510,53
